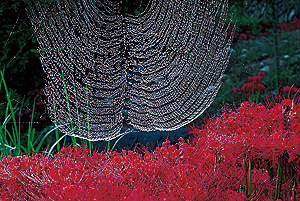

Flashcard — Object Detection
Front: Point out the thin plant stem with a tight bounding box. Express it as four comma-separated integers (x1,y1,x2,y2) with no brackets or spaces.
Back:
243,156,249,197
110,128,135,152
275,154,284,199
214,151,218,172
52,91,61,153
272,0,280,95
60,66,76,144
27,98,36,155
248,157,252,197
0,67,76,158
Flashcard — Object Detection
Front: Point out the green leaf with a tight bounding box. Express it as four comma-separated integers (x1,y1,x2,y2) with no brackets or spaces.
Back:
29,49,39,53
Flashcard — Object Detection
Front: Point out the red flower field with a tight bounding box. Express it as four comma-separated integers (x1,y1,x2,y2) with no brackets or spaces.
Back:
0,97,299,200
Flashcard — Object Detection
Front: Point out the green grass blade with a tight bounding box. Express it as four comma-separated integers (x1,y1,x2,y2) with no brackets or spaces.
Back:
34,123,70,153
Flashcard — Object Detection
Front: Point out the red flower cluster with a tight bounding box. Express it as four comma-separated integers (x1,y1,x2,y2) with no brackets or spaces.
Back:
189,98,300,200
233,71,267,98
282,85,300,94
0,98,299,200
224,17,300,42
277,17,300,32
239,33,247,40
0,140,250,200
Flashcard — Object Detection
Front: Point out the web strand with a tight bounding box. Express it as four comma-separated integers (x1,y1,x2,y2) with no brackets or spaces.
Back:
26,0,234,141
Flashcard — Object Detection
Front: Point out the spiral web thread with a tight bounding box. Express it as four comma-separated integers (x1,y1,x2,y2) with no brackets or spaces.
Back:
26,0,235,141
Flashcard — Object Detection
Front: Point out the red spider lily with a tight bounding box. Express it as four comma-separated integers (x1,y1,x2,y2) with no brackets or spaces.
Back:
289,17,300,30
189,98,300,200
240,33,247,40
239,82,266,98
258,32,269,36
220,190,248,200
123,188,156,201
283,85,300,94
257,71,267,78
233,71,267,99
1,98,300,200
0,139,267,200
248,75,263,83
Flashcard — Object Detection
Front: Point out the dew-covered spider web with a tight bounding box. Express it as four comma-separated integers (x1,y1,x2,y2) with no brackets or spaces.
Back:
25,0,235,141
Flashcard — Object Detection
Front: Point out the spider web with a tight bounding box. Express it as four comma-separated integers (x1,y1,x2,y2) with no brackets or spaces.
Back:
25,0,235,141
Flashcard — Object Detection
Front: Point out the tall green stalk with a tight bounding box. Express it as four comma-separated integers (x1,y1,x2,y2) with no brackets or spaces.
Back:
275,154,284,199
51,91,61,153
0,69,63,158
214,151,217,172
248,158,252,197
243,156,249,197
60,66,76,144
272,0,280,96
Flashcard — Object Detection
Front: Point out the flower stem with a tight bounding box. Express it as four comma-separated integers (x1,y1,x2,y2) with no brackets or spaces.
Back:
249,158,252,197
272,0,280,96
275,154,284,199
243,156,249,197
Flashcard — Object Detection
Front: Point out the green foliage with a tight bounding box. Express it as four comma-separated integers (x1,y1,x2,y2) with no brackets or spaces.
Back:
225,2,272,35
193,26,300,125
0,0,47,120
119,0,148,16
